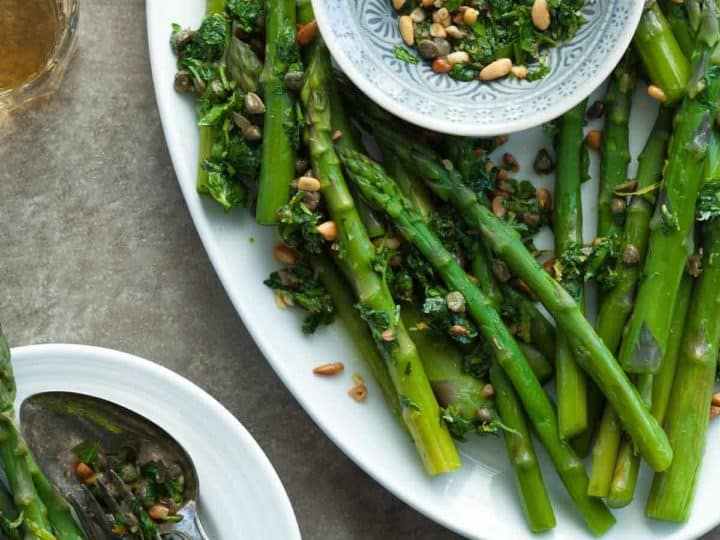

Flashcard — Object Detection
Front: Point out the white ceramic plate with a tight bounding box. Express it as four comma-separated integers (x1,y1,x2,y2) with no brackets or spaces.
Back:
146,2,720,538
12,344,300,540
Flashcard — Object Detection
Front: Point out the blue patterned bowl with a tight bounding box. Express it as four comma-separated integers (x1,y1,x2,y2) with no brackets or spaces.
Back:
312,0,644,136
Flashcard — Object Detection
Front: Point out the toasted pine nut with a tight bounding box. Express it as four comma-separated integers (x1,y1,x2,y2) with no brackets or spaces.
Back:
76,462,93,480
450,325,468,336
317,220,338,241
381,329,396,342
712,405,720,420
536,187,552,212
298,176,321,191
481,383,495,399
432,7,450,25
531,0,551,31
313,362,345,376
712,393,720,407
297,21,318,46
479,58,513,81
274,244,298,265
348,384,368,403
586,129,602,150
445,25,465,39
463,8,479,25
492,195,507,218
410,7,426,22
148,504,170,521
432,57,451,73
392,0,406,10
332,129,343,141
446,51,470,66
422,0,433,5
648,85,667,103
399,16,414,46
429,22,447,38
511,65,528,79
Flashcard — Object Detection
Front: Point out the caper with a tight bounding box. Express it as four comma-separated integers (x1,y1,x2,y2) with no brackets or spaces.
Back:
173,71,194,93
418,39,440,60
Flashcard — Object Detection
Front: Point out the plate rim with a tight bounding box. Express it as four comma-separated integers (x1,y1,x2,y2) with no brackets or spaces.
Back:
12,343,301,540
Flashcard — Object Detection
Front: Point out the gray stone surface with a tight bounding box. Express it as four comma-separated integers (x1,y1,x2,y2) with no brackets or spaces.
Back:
0,2,715,539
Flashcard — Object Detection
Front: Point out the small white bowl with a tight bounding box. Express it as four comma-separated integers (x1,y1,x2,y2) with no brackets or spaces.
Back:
312,0,644,136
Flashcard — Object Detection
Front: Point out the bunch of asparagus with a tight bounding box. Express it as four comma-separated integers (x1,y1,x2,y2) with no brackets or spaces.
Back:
0,327,86,539
173,0,720,533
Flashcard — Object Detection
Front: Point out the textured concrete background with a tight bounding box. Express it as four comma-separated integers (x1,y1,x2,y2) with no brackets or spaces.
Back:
0,2,715,539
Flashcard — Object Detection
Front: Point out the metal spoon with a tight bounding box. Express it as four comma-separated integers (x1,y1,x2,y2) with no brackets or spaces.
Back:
19,392,209,540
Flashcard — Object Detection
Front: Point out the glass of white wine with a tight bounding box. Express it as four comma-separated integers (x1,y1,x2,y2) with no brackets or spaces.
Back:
0,0,79,112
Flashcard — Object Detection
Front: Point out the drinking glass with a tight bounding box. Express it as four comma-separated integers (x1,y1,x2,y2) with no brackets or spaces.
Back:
0,0,79,112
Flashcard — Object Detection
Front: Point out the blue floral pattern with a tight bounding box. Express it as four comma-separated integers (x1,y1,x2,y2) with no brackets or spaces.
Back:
312,0,643,135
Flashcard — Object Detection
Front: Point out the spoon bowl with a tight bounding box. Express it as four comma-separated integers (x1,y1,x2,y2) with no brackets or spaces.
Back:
20,391,207,539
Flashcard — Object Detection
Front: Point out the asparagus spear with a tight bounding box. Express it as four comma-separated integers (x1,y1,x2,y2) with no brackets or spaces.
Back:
301,43,460,474
393,141,555,380
0,327,57,539
588,107,674,497
620,0,720,374
327,81,387,239
645,217,720,521
598,55,637,238
634,2,691,103
340,149,616,535
444,136,557,364
363,120,673,472
662,0,695,58
650,275,693,424
256,0,298,224
553,100,589,439
490,359,556,533
195,0,229,195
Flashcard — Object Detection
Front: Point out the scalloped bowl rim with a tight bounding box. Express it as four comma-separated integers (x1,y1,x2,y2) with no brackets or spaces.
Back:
311,0,644,136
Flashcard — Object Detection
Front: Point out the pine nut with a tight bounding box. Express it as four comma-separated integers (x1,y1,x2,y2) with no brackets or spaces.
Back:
76,462,93,480
712,405,720,420
492,195,507,218
481,383,494,399
536,188,552,211
422,0,433,6
432,57,451,73
511,65,528,79
479,58,513,81
317,220,338,241
297,21,318,46
381,329,396,342
392,0,406,10
447,51,470,65
531,0,551,31
149,504,170,521
313,362,345,376
648,84,667,103
432,8,450,25
712,393,720,407
463,8,479,25
450,325,468,336
410,7,426,22
586,129,602,150
399,15,414,46
430,22,447,38
445,25,465,39
348,384,368,403
297,176,321,191
274,244,298,265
